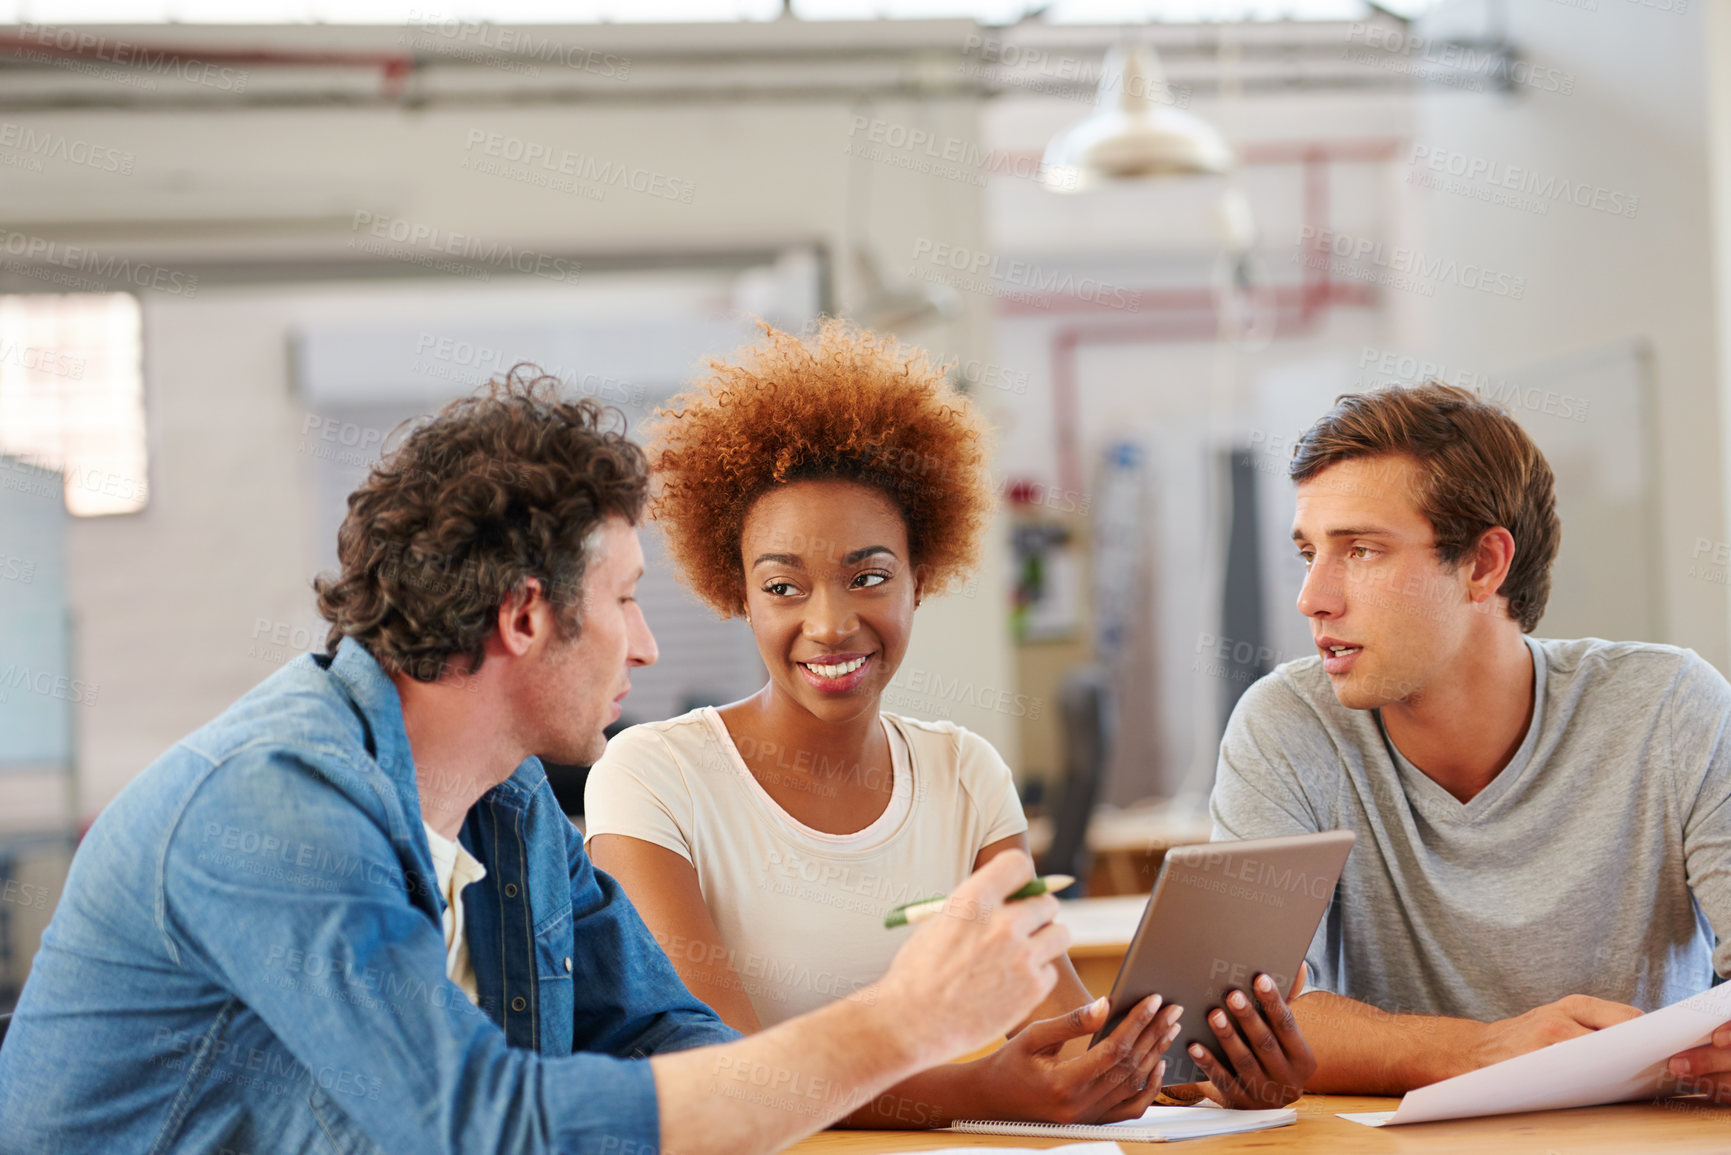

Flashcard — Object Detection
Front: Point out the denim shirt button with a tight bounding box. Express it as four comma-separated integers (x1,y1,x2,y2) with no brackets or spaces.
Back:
563,956,572,973
504,883,518,898
511,996,527,1012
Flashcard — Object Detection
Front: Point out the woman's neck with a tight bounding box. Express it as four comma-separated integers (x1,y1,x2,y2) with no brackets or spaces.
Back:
717,684,895,834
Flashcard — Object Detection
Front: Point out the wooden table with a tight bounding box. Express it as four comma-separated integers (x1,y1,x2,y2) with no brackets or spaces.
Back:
1028,804,1214,896
788,1093,1731,1151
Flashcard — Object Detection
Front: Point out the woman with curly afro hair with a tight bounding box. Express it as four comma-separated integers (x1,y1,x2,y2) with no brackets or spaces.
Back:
584,321,1312,1125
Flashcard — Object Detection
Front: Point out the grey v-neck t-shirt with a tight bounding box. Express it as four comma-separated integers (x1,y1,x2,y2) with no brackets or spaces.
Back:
1211,635,1731,1021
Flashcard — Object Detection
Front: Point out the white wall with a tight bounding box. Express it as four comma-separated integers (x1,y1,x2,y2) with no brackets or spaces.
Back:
978,5,1726,799
4,7,1724,825
1,93,1015,821
981,86,1416,798
1712,0,1731,641
1410,0,1725,666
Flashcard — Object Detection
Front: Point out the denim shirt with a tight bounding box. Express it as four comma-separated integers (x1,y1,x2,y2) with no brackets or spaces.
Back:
0,638,739,1154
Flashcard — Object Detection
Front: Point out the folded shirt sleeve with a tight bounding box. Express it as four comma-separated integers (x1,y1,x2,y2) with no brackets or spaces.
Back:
1210,673,1330,841
952,723,1031,848
163,747,667,1155
584,724,699,865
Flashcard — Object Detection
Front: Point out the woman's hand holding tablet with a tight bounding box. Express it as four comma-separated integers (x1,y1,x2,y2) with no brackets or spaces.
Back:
967,993,1184,1124
1182,964,1318,1108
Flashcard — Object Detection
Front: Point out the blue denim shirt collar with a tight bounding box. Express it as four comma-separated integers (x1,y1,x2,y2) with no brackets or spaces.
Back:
324,637,438,915
324,637,553,906
327,638,420,810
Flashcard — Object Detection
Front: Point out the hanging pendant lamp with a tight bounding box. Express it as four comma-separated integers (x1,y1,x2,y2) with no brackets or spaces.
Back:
1041,41,1235,193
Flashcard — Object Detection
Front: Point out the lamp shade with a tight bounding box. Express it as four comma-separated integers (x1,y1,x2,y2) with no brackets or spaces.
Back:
1041,41,1235,192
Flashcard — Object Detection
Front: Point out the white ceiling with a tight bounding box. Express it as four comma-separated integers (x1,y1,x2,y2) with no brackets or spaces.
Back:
0,0,1442,25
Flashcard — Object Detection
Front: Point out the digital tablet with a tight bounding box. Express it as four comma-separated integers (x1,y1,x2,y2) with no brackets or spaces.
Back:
1088,830,1355,1085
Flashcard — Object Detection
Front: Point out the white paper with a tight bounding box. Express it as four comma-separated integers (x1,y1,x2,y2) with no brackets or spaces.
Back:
1100,1105,1295,1138
1335,983,1731,1126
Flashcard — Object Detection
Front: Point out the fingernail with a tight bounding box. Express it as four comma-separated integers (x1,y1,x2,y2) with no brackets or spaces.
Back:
1256,975,1276,993
1093,997,1108,1013
1170,1005,1184,1019
1211,1010,1229,1028
1189,1043,1206,1058
1228,991,1250,1010
1673,1058,1691,1076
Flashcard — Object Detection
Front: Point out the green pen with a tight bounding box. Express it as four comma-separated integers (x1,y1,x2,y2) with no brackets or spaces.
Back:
883,874,1075,928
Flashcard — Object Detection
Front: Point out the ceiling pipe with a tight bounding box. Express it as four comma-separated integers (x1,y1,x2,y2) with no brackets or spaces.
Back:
1009,139,1401,495
0,32,415,98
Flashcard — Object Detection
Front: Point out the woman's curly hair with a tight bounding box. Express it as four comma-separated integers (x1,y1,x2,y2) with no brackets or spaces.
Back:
314,366,648,681
646,319,995,618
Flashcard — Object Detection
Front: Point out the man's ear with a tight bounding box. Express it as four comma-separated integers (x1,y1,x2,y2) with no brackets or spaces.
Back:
1467,527,1517,605
496,577,550,657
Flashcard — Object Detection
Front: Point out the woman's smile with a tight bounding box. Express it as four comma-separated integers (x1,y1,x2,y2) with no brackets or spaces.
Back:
795,652,874,693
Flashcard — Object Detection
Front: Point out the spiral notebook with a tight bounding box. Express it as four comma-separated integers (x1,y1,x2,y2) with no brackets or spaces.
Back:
950,1105,1297,1143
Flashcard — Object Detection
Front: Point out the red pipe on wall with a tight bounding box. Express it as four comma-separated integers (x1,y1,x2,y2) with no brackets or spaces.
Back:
992,139,1403,495
0,32,416,97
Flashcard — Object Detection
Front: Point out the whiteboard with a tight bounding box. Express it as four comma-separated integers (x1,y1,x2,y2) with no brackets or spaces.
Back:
1498,340,1660,642
0,455,72,771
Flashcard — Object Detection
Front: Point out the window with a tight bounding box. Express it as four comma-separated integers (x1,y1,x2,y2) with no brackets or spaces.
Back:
0,292,147,517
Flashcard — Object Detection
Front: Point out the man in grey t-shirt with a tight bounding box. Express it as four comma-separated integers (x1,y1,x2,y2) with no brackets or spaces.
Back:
1211,382,1731,1099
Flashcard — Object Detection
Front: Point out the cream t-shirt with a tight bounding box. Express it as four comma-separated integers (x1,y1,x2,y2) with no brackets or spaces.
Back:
421,820,486,1006
583,707,1028,1027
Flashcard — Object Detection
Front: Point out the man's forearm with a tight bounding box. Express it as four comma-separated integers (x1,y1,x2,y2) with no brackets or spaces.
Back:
651,989,933,1155
836,1060,983,1129
1294,991,1486,1095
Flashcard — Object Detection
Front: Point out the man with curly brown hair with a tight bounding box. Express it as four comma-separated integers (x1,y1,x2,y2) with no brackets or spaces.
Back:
0,370,1078,1155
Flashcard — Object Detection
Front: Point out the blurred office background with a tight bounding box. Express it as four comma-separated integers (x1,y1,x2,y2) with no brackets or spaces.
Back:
0,0,1723,1006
